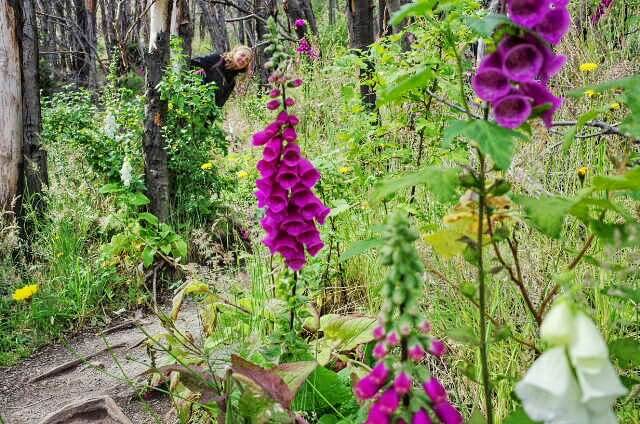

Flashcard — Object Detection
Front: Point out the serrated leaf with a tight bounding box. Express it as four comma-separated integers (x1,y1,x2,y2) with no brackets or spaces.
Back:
138,212,159,226
515,195,573,238
340,238,383,262
371,166,459,204
609,337,640,369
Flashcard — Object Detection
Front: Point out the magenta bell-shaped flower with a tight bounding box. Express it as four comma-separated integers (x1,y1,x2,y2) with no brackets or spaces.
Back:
283,127,297,142
424,377,448,404
429,339,447,357
373,342,389,360
386,331,400,346
507,0,550,28
377,389,401,414
288,114,300,126
365,404,391,424
408,343,426,362
373,325,386,340
252,131,271,146
394,372,413,395
520,81,563,127
502,43,544,82
275,164,300,189
413,409,433,424
534,6,571,45
257,159,277,178
433,402,464,424
471,66,511,102
370,362,390,384
267,99,281,110
282,143,302,166
355,375,381,400
493,94,533,129
298,159,321,188
263,138,283,162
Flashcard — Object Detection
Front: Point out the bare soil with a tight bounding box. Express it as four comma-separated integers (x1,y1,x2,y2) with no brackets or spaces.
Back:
0,302,201,424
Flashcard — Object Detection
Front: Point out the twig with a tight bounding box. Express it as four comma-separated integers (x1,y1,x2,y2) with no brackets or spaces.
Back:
98,319,147,336
553,120,640,144
29,343,127,383
425,88,480,119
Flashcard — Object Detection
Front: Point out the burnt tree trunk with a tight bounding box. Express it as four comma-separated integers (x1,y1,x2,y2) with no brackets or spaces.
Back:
172,0,193,57
346,0,376,109
285,0,318,38
20,0,48,217
197,0,229,53
329,0,336,25
144,0,173,221
254,0,276,84
0,0,23,211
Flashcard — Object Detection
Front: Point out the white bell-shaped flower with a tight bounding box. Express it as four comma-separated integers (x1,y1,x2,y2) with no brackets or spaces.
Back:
515,347,583,422
569,312,609,374
577,359,627,414
547,402,590,424
590,408,619,424
120,158,133,188
540,300,575,346
104,113,118,138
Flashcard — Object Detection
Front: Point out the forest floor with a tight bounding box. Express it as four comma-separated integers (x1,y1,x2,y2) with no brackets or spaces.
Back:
0,301,201,424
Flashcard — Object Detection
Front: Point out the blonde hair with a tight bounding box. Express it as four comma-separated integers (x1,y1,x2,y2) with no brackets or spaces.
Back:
223,45,254,69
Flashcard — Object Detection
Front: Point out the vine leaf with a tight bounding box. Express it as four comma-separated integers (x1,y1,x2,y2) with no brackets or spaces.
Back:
514,195,573,238
445,120,525,170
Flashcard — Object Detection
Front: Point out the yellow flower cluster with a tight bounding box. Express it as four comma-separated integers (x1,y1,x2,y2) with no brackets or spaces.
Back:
609,102,621,111
12,284,39,301
584,89,597,98
579,63,599,73
237,170,249,179
339,166,352,175
201,162,213,171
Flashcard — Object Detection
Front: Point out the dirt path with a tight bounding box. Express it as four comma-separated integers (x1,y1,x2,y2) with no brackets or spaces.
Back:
0,301,202,424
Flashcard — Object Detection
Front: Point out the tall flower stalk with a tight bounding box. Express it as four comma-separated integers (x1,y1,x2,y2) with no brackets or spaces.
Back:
356,212,461,424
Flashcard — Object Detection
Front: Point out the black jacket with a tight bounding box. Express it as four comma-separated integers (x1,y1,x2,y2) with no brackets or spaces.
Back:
190,53,242,107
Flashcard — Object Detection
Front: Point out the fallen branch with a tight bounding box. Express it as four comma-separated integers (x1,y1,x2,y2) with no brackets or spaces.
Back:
98,320,147,336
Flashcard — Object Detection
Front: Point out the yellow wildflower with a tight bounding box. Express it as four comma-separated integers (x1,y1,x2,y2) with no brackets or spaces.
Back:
579,63,599,72
12,284,39,301
237,170,249,179
584,89,597,98
339,166,352,175
201,162,213,171
473,97,484,105
609,102,621,111
577,166,588,178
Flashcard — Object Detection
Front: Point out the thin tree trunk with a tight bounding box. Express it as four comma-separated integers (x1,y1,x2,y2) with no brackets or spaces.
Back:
329,0,336,25
20,0,48,217
172,0,193,57
144,0,173,221
254,0,276,84
0,0,23,211
346,0,376,109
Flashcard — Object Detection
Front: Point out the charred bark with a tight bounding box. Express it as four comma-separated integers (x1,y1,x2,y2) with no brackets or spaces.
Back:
346,0,376,109
172,0,193,57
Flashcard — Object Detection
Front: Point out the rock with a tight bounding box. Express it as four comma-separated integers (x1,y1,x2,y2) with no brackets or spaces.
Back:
38,396,133,424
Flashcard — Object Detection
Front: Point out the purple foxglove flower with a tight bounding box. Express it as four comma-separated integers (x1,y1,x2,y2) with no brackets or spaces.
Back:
282,143,302,166
377,389,400,414
262,235,277,253
408,343,426,362
267,99,281,110
424,377,448,404
264,122,281,137
285,254,306,271
502,43,544,82
471,68,511,102
370,362,390,384
294,18,306,29
507,0,550,28
281,216,307,236
290,78,303,88
285,97,296,107
298,159,321,188
418,320,432,334
306,239,324,256
283,127,298,142
270,88,281,98
255,177,273,194
433,402,463,424
263,138,283,162
252,131,271,146
429,339,447,357
275,165,300,189
355,375,381,400
255,190,268,208
373,325,386,340
394,372,413,395
291,189,316,209
276,111,289,125
288,114,300,126
373,342,389,360
267,189,288,213
386,331,400,346
260,215,279,232
534,7,571,45
493,94,532,129
316,206,331,225
520,81,563,127
257,159,278,178
301,199,323,221
413,410,433,424
298,226,320,246
481,51,504,70
365,404,390,424
275,236,302,255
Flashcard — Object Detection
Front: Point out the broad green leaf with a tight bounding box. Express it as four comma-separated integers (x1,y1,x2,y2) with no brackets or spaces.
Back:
602,285,640,304
609,337,640,369
469,409,487,424
567,76,640,98
515,195,573,238
128,192,151,206
379,66,435,104
371,166,459,204
390,0,437,24
448,326,480,346
465,14,511,36
142,246,156,267
329,199,353,217
274,361,318,398
592,168,640,191
99,183,123,194
504,407,540,424
138,212,159,226
293,367,353,413
445,120,524,170
309,314,377,365
172,238,188,259
424,229,466,258
340,238,383,262
590,221,640,247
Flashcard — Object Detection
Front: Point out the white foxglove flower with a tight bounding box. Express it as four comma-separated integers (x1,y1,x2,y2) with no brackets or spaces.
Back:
547,402,590,424
569,312,609,374
515,347,583,422
590,408,618,424
540,300,575,346
577,360,627,414
120,158,133,188
104,113,118,138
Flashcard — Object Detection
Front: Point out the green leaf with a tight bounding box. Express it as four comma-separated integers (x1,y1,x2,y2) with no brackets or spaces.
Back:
340,238,383,262
371,166,459,204
309,314,376,366
172,238,188,259
142,246,156,267
390,0,437,24
128,192,151,206
424,229,466,258
590,221,640,247
329,199,353,217
515,195,573,238
293,367,353,413
379,66,435,104
609,338,640,369
448,326,480,346
469,409,487,424
138,212,159,226
567,76,640,98
602,285,640,304
445,120,525,170
504,407,540,424
465,14,511,36
99,183,124,194
592,167,640,191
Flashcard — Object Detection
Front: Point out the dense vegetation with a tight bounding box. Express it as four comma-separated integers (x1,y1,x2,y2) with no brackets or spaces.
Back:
1,0,640,423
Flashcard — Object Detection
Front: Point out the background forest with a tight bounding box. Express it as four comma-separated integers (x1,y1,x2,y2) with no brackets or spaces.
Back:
1,0,640,423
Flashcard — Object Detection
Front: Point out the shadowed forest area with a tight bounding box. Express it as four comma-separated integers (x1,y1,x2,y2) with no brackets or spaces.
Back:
1,0,640,423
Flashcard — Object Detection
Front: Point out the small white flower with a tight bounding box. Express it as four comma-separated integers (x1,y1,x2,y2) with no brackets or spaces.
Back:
515,347,583,422
540,300,575,346
120,158,133,188
104,113,118,138
569,312,609,374
577,360,627,414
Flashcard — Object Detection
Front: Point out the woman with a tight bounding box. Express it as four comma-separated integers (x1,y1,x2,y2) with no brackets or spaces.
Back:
191,45,253,107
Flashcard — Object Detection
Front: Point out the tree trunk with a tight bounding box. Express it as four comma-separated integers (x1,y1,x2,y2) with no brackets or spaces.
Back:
172,0,193,57
20,0,48,217
144,0,173,221
346,0,376,109
0,0,23,211
285,0,318,38
197,0,228,53
254,0,276,84
329,0,336,25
